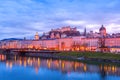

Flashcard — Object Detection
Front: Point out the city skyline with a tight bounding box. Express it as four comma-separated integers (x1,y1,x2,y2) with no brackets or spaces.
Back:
0,0,120,39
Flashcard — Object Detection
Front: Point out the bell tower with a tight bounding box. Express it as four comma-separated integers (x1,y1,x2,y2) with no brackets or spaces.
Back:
34,32,39,40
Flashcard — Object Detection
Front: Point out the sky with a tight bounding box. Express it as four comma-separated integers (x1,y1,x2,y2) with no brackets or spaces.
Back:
0,0,120,39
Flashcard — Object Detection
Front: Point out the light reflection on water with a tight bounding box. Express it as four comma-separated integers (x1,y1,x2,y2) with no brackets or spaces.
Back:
0,54,120,80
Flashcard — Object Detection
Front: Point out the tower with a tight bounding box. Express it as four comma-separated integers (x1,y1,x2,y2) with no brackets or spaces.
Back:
34,32,39,40
99,25,106,37
50,32,55,39
55,32,60,39
84,27,86,36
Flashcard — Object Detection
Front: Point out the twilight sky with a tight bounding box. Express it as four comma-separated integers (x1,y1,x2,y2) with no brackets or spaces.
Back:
0,0,120,39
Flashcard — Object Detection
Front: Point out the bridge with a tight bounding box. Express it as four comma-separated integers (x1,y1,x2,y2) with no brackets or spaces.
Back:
0,48,60,56
12,49,60,53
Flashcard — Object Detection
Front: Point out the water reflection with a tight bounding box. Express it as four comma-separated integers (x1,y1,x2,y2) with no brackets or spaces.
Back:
0,54,120,80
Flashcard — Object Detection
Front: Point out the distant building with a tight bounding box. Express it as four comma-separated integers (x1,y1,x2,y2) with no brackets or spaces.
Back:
34,32,39,40
1,25,120,53
41,26,80,39
51,26,77,32
111,33,120,38
86,25,108,38
83,28,87,36
99,25,107,37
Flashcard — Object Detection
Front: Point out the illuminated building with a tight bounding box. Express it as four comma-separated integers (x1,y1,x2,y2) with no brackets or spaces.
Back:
34,32,39,40
0,26,120,53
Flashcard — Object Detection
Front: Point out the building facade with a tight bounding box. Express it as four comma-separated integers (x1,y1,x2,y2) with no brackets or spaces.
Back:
0,26,120,53
0,37,120,53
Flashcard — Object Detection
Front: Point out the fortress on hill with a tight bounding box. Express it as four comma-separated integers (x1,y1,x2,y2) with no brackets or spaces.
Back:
34,25,109,40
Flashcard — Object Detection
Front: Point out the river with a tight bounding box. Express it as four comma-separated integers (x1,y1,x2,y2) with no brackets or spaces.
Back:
0,54,120,80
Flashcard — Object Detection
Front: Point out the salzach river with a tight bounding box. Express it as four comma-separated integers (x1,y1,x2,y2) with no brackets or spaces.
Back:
0,54,120,80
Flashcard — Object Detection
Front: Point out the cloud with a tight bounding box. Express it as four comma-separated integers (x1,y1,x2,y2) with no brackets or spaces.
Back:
63,20,86,26
106,23,120,33
0,0,120,40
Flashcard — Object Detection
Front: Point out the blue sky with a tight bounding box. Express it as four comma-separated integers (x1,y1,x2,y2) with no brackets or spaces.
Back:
0,0,120,39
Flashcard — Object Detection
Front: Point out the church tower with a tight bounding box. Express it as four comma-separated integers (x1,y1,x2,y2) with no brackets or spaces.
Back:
34,32,39,40
84,27,86,36
99,25,106,37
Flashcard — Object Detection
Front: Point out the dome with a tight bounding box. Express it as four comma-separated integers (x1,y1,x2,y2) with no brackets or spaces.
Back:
99,25,106,31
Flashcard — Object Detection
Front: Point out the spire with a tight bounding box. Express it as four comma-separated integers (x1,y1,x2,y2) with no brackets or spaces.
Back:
101,24,104,27
84,27,86,36
99,25,106,31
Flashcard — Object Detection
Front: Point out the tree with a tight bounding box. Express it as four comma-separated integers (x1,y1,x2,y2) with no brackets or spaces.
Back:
98,36,109,52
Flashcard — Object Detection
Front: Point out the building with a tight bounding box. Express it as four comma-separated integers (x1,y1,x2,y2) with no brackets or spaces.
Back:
99,25,107,37
40,26,80,39
34,32,39,40
105,38,120,53
0,25,120,53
